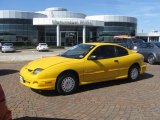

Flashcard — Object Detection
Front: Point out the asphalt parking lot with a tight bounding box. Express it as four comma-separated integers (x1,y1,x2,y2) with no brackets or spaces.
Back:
0,49,66,62
0,60,160,120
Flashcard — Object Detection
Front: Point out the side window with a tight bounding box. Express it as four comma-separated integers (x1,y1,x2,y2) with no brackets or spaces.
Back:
116,46,128,57
139,43,147,48
91,45,116,59
147,43,154,49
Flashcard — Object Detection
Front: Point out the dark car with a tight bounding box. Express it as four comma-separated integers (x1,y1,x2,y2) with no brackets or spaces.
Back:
97,36,145,51
112,38,145,51
0,84,12,120
137,42,160,64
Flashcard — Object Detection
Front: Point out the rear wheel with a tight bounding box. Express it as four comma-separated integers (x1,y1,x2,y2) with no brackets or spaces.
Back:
56,73,78,95
147,54,155,65
128,65,139,81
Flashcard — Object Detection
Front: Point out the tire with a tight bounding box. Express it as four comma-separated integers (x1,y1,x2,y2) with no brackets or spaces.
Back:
128,65,140,81
147,54,155,65
56,73,78,95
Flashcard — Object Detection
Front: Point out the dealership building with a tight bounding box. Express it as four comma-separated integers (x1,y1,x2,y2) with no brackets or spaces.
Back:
137,30,160,42
0,7,137,46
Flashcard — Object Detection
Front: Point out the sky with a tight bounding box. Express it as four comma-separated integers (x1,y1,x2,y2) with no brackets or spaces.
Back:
0,0,159,33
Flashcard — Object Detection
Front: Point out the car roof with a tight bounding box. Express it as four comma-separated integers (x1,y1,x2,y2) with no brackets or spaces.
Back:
84,42,125,46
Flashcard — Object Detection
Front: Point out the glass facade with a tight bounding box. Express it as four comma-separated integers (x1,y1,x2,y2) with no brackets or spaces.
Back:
0,9,137,46
98,22,137,42
36,25,98,46
0,20,136,46
0,19,38,45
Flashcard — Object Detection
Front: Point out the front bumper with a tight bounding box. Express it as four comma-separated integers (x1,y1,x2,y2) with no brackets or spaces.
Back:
20,75,56,90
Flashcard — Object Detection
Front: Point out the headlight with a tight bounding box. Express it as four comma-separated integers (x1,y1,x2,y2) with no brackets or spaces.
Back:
133,46,137,50
33,68,44,75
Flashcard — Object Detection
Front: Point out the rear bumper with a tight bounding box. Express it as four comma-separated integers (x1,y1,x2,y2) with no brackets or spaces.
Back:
37,47,49,51
2,48,15,52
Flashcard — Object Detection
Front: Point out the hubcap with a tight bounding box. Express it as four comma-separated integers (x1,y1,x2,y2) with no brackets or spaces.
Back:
148,55,154,64
131,68,138,80
62,77,75,92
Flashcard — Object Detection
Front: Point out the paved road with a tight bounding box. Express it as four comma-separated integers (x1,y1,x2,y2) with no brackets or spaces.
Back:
0,62,160,120
0,49,66,62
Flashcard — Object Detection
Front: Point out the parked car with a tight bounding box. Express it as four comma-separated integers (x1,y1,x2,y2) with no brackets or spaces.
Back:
20,43,146,95
137,42,160,64
112,37,145,51
0,84,12,120
36,43,49,51
1,43,15,53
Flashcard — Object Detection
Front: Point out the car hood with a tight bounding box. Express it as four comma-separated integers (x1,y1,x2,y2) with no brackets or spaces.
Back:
26,56,76,70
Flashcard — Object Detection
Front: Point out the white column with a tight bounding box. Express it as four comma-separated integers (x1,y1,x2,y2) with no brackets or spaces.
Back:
147,36,149,42
83,25,86,43
159,36,160,42
56,25,60,46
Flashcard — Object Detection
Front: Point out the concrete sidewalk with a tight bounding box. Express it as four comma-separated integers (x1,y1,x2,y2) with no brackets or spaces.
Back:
0,49,66,62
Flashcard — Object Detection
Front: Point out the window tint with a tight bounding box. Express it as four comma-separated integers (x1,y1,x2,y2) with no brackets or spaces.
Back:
138,43,154,49
0,19,32,24
147,43,154,49
138,43,148,48
116,46,128,57
91,45,116,59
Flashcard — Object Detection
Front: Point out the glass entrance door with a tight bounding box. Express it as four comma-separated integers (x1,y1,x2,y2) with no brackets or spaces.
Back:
61,31,78,46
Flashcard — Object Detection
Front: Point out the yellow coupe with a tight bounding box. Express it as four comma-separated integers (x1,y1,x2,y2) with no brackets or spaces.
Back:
20,43,146,95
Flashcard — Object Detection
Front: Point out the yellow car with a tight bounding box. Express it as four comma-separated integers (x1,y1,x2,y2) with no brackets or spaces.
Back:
20,43,146,95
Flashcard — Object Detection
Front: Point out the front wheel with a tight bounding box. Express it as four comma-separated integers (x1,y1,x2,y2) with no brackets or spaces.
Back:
128,65,139,81
56,73,78,95
147,54,155,65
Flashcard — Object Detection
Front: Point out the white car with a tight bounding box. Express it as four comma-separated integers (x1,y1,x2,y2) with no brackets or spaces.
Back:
1,43,15,53
36,43,49,51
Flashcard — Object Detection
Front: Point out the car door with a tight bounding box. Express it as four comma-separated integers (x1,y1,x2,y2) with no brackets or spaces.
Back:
138,43,154,60
114,46,132,78
137,43,147,58
83,45,120,83
143,43,154,57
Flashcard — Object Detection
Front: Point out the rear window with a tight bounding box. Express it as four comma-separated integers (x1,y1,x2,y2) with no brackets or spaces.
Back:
39,43,47,45
3,43,13,46
116,46,128,57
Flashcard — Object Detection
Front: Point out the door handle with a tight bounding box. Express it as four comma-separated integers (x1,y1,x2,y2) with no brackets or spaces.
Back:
114,60,119,62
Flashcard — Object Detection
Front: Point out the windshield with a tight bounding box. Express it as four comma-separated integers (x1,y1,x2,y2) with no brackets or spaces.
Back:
59,44,95,59
155,43,160,48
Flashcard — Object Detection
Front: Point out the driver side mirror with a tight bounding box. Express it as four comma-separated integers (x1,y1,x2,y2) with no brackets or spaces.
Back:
88,55,98,60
